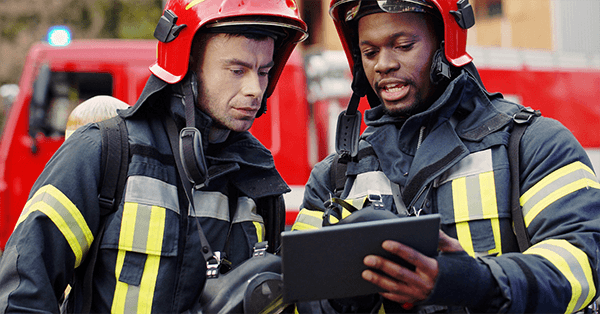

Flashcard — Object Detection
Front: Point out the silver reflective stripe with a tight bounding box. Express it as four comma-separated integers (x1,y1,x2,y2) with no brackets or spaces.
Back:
525,239,596,313
192,191,229,221
347,171,393,199
438,149,493,186
124,176,179,214
191,191,262,224
535,243,590,312
522,165,597,221
130,203,153,251
232,197,263,224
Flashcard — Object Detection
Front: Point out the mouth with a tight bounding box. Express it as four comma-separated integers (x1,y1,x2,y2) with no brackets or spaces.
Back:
378,81,410,102
233,107,259,118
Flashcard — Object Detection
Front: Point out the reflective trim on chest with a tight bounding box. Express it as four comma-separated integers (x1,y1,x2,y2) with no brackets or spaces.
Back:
435,148,512,257
107,175,265,313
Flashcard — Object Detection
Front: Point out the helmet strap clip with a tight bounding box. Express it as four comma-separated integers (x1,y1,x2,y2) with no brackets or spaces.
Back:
154,9,187,43
450,0,475,29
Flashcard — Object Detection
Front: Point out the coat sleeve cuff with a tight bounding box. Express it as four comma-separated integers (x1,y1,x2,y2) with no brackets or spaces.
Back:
423,251,500,310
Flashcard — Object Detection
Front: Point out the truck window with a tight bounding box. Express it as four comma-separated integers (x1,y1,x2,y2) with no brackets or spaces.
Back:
44,72,113,137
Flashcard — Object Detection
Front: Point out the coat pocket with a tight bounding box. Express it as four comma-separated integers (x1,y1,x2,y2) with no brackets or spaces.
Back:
100,176,180,285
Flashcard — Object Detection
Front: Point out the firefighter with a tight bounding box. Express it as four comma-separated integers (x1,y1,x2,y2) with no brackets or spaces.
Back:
292,0,600,313
0,0,306,313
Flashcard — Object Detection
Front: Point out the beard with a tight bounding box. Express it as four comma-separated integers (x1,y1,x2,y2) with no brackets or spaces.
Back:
381,89,428,118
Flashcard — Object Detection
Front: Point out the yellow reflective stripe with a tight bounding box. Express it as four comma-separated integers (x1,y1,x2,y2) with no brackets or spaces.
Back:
480,172,502,256
185,0,207,10
137,206,165,314
521,162,600,226
253,221,264,243
112,202,137,314
16,185,93,267
112,203,166,313
525,239,596,313
452,177,475,256
452,172,501,256
291,208,323,231
291,222,318,231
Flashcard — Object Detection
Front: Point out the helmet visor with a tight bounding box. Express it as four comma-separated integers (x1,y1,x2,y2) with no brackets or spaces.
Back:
342,0,438,22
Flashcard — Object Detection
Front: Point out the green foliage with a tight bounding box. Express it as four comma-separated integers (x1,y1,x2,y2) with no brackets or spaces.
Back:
0,14,41,42
96,0,162,39
118,2,163,39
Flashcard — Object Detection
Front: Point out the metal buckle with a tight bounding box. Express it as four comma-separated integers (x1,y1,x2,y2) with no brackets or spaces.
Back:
253,242,269,257
367,191,385,210
206,251,223,278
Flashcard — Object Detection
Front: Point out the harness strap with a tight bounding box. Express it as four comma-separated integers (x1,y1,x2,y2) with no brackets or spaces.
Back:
509,107,540,252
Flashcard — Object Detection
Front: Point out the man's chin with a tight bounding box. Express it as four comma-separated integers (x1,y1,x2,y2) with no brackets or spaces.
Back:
382,101,414,117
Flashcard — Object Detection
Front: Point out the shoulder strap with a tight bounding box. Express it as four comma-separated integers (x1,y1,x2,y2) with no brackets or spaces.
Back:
509,107,540,252
77,116,129,313
331,153,348,198
98,116,130,216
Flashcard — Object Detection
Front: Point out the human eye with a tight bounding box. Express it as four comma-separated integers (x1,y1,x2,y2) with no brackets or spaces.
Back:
361,48,377,59
395,41,415,51
259,69,271,77
230,67,245,75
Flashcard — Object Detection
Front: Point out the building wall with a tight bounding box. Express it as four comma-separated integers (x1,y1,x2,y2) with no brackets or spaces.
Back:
303,0,557,51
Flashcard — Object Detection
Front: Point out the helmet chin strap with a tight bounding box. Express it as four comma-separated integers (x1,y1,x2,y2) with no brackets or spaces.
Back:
175,72,240,190
177,72,210,189
255,98,267,118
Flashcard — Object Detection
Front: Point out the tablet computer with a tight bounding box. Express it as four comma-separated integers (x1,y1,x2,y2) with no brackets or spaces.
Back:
281,214,440,303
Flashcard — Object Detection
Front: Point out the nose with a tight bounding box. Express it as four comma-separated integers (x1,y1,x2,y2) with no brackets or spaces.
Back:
242,72,265,100
374,48,400,74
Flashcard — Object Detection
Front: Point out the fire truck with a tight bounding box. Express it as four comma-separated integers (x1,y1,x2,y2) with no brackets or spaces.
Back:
1,38,599,254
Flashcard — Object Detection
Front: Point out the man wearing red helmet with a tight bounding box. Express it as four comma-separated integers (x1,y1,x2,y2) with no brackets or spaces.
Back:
0,0,306,313
292,0,600,313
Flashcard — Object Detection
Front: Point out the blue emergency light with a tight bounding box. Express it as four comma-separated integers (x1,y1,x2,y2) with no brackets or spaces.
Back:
47,26,72,47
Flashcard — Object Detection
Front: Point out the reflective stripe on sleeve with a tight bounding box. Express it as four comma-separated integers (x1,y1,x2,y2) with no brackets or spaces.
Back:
521,161,600,227
17,185,93,268
452,171,501,257
112,202,166,314
524,239,596,313
291,208,323,231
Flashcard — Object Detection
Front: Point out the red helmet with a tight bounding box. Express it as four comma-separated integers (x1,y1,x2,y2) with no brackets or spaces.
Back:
329,0,475,70
150,0,308,99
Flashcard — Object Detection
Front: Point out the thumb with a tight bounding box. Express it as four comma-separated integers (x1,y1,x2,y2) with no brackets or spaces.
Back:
438,230,464,253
